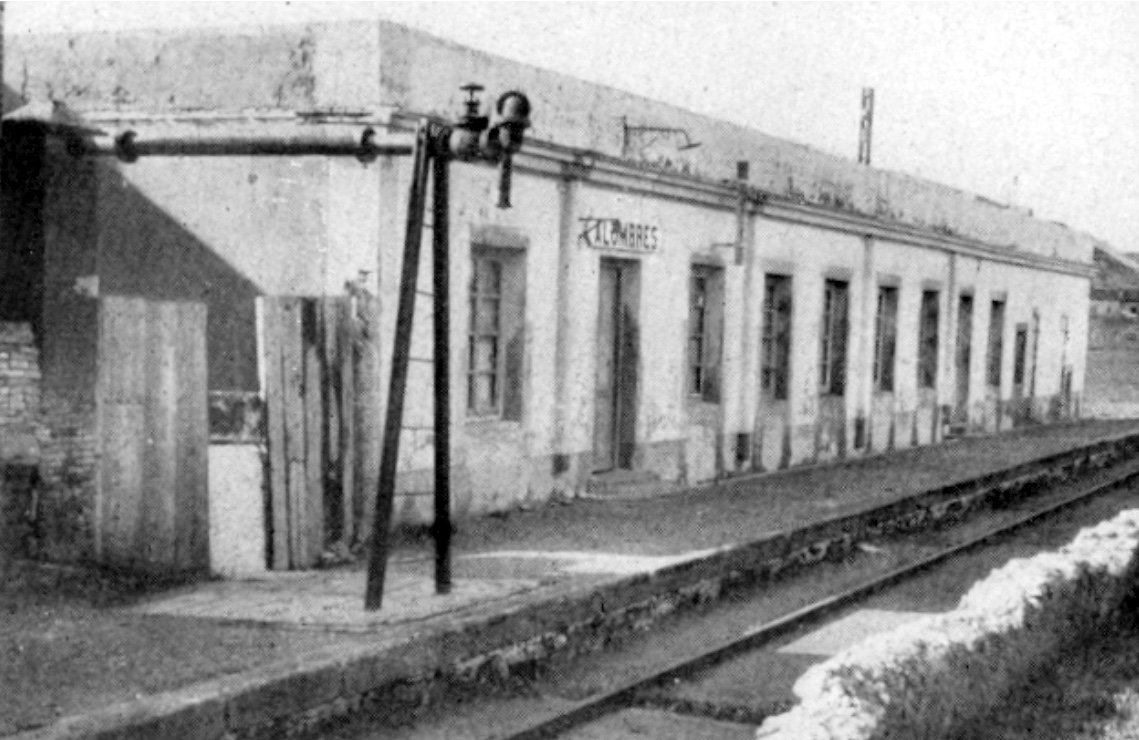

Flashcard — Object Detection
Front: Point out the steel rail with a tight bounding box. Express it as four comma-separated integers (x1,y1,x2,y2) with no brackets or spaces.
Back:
500,461,1139,740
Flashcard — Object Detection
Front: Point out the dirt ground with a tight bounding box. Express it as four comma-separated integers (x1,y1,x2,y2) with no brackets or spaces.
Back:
2,420,1138,735
0,561,389,736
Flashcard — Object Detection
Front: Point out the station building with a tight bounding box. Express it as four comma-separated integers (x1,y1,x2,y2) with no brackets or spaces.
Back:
1085,245,1139,418
0,21,1099,576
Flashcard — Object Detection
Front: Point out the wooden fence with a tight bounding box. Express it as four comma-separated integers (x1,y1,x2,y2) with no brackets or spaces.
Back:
97,296,209,573
261,295,374,569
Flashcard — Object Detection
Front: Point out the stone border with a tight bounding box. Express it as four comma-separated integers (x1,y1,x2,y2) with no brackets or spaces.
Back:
757,498,1139,739
11,431,1139,740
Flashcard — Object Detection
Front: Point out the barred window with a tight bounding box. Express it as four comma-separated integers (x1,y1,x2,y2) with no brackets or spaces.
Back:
688,264,724,402
468,248,525,419
873,285,899,392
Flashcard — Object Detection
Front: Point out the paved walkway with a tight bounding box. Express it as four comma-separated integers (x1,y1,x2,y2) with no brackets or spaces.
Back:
132,418,1139,631
4,419,1139,737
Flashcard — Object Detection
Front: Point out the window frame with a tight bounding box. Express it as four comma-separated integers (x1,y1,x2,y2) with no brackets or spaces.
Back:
872,284,899,393
819,278,850,397
687,263,724,403
986,299,1006,389
761,273,793,401
917,289,940,390
1013,323,1029,386
466,245,525,421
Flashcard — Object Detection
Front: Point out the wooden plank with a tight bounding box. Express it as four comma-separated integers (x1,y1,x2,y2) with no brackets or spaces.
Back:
303,299,326,562
322,298,343,544
353,289,381,548
97,297,210,574
339,298,357,547
260,298,291,570
138,301,177,569
97,298,141,564
99,403,145,567
98,298,146,569
173,301,209,570
280,298,309,566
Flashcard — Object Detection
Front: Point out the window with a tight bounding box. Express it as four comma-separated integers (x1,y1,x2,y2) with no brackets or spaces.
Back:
917,290,940,389
688,264,724,402
873,285,899,392
986,299,1006,388
1013,324,1028,385
761,274,793,400
819,279,849,396
468,247,525,419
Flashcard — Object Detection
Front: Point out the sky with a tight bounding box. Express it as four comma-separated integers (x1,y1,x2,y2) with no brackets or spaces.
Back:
7,1,1139,249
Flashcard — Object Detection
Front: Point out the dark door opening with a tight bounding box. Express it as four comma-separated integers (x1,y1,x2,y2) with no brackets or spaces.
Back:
1012,322,1029,424
593,258,640,472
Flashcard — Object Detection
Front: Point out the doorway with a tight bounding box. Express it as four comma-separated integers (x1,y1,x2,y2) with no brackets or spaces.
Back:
1012,322,1029,424
593,258,640,472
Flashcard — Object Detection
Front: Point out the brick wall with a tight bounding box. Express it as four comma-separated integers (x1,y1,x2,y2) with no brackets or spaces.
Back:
0,321,98,561
0,322,39,441
0,322,41,557
35,392,98,561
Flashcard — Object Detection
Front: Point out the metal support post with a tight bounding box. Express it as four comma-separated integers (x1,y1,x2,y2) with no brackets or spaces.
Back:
431,155,453,594
364,87,529,611
365,125,432,611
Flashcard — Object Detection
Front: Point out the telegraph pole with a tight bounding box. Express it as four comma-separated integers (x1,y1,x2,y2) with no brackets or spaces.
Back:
858,87,874,165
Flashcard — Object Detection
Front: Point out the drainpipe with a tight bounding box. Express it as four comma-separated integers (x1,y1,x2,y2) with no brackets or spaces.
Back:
858,236,876,452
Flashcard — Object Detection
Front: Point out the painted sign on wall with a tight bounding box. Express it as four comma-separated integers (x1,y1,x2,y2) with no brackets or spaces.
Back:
578,217,660,253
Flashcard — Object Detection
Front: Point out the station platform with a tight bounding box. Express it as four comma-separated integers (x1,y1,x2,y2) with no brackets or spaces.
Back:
7,419,1139,740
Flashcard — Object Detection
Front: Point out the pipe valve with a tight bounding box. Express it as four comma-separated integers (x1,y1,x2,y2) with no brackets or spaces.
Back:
488,91,531,208
445,86,531,208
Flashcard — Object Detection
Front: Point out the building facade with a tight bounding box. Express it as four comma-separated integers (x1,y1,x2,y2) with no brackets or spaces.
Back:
1085,246,1139,418
0,21,1096,575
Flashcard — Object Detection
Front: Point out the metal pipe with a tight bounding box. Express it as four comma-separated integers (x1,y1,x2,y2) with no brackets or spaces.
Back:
432,155,453,594
735,160,749,266
365,125,431,611
83,127,412,160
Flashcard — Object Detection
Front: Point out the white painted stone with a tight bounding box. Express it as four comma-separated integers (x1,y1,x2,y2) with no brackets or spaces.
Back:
777,609,935,657
208,444,267,578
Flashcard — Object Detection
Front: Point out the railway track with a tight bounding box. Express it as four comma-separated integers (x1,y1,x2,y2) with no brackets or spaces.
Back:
322,458,1139,740
494,460,1139,740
